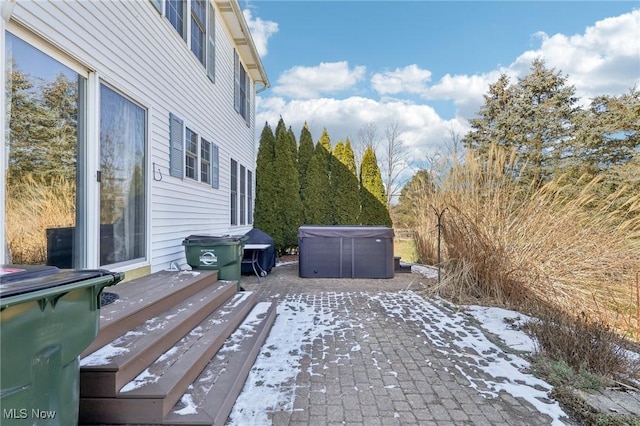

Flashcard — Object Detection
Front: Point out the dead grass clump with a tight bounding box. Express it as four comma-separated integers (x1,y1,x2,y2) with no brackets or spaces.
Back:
415,145,640,341
5,174,75,264
527,309,638,380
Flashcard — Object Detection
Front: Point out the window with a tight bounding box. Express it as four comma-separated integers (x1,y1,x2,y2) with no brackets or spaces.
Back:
169,113,218,188
185,128,198,180
240,165,246,225
153,0,215,81
234,49,251,125
166,0,186,40
230,159,238,225
201,138,211,184
190,0,206,65
247,170,253,224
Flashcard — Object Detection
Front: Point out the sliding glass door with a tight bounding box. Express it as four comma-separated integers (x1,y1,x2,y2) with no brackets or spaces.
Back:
4,32,86,267
99,85,146,266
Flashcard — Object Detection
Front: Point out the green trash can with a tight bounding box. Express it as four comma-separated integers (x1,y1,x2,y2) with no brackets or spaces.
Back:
0,265,124,426
182,235,248,287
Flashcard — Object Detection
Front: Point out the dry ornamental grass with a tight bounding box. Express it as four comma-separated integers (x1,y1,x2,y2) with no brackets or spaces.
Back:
412,146,640,343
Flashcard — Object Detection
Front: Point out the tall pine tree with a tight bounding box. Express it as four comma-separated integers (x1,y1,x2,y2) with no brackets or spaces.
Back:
253,123,278,239
464,59,578,186
273,122,303,253
301,141,332,225
359,146,392,226
297,122,314,188
331,140,360,224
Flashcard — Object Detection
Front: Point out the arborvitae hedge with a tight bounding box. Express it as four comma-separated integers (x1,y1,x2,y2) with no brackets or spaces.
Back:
253,122,278,238
273,123,303,253
359,146,392,226
297,123,314,188
331,140,360,224
302,140,332,225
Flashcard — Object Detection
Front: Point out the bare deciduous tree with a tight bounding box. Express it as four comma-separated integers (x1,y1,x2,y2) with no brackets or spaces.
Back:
381,122,410,209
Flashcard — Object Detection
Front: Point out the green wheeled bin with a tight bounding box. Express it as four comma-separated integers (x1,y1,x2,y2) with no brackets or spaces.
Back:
0,265,124,426
182,235,248,289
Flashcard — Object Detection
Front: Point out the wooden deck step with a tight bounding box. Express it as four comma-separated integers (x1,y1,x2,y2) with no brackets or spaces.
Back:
83,270,219,357
164,301,277,425
78,291,259,425
79,281,238,398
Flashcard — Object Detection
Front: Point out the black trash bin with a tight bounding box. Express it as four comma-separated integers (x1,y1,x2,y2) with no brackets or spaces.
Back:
0,265,124,426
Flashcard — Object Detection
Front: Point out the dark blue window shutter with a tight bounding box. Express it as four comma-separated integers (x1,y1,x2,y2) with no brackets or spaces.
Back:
245,73,251,126
150,0,162,14
206,2,215,82
211,143,219,189
169,113,184,178
233,50,240,112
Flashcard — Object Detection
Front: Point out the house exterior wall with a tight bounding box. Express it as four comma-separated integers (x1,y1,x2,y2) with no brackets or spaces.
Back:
1,0,263,273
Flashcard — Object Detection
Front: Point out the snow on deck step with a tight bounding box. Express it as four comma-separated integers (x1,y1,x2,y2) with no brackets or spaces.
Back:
83,270,220,357
165,301,277,425
78,291,258,425
80,281,237,398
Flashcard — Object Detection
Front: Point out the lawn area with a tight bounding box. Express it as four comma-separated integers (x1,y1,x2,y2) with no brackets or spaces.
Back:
394,238,418,263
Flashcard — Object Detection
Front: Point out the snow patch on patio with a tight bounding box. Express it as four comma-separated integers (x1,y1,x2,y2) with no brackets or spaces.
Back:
228,290,570,426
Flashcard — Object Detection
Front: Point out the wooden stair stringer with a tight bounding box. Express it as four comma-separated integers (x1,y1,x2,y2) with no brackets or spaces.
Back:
164,301,277,425
78,291,258,425
80,281,238,397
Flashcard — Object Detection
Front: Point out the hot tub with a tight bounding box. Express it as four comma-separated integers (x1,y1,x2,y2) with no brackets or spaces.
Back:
298,226,394,279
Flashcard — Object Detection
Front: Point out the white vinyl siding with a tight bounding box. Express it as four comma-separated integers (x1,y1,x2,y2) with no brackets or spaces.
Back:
5,1,258,272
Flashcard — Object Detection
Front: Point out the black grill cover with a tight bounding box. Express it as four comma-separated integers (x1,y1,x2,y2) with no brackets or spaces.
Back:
241,228,276,274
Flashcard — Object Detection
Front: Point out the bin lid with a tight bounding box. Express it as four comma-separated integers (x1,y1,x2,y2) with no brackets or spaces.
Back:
298,226,394,239
183,234,249,244
0,265,117,298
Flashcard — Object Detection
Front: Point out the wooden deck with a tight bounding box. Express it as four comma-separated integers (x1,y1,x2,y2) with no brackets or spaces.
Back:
78,270,276,425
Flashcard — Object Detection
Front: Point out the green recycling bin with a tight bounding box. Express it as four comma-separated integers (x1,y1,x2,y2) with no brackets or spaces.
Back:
182,235,248,286
0,265,124,426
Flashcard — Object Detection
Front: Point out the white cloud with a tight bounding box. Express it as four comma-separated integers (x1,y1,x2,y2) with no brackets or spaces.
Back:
243,9,278,57
254,9,638,177
519,9,640,101
256,95,467,166
371,65,432,96
272,61,366,99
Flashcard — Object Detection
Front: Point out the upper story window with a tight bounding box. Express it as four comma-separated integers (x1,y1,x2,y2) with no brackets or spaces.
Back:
166,0,186,40
191,0,206,64
152,0,215,81
234,49,251,126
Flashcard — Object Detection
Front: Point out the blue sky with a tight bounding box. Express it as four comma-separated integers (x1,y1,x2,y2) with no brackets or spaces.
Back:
242,1,640,174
